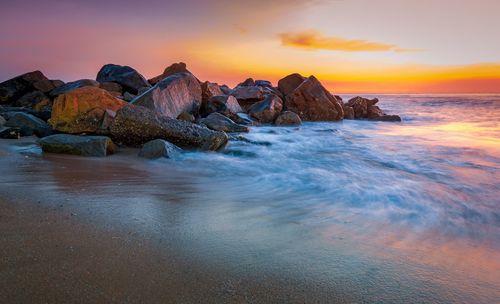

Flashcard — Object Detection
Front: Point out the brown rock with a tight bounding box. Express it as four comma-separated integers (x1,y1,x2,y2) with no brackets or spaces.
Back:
342,105,355,119
278,73,306,96
202,95,243,117
50,86,127,134
199,112,249,133
201,81,223,103
367,105,384,118
177,111,196,123
110,105,228,150
248,95,283,123
274,111,302,126
346,97,379,119
132,72,202,118
148,62,192,86
284,76,343,121
99,82,123,95
237,78,255,87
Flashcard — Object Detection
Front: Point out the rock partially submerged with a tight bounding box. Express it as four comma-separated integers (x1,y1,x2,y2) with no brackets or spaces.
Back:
283,75,343,121
50,86,127,134
96,64,150,94
5,112,52,137
138,139,181,159
344,96,401,121
248,94,283,123
274,111,302,126
39,134,115,157
132,72,202,118
199,112,249,133
110,105,228,150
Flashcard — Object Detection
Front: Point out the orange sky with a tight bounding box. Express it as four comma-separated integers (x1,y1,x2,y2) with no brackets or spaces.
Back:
1,0,499,93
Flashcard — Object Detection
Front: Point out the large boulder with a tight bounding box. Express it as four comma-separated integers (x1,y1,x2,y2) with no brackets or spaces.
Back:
110,105,228,150
284,76,343,121
148,62,192,86
96,64,150,94
346,97,379,119
138,139,181,159
230,86,264,101
39,134,115,157
199,112,249,133
201,81,224,103
131,72,202,118
5,112,52,137
202,95,243,117
49,79,100,97
342,105,355,119
50,86,127,134
0,71,55,104
278,73,306,96
248,95,283,123
274,111,302,126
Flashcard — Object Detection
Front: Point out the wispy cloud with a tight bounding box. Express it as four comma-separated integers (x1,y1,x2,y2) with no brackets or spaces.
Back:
279,30,420,52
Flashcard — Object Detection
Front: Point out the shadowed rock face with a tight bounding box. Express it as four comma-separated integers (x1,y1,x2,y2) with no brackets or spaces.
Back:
0,71,55,104
148,62,192,86
278,73,306,96
15,91,49,109
5,112,52,137
201,81,224,104
132,73,202,119
39,134,115,157
110,105,228,150
199,112,249,133
284,76,343,121
202,95,243,117
49,79,100,97
96,64,150,94
248,95,283,123
50,87,127,134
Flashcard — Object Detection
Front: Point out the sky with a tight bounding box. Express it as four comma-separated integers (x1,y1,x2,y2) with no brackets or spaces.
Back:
1,0,499,93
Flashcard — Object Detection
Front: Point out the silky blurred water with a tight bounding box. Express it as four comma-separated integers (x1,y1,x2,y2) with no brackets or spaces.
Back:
1,94,499,303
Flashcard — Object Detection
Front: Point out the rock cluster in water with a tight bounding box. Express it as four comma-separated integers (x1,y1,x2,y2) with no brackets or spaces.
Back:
0,63,401,158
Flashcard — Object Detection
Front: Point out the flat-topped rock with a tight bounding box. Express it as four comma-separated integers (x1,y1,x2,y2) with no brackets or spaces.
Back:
39,134,115,157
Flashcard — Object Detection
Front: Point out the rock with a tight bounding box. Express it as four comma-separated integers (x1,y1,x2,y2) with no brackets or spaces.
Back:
369,114,402,122
50,86,127,134
248,94,283,123
177,111,196,123
1,106,51,122
5,112,52,137
99,82,123,95
49,79,100,97
0,127,21,139
278,73,306,96
15,91,50,109
367,105,384,118
230,86,264,101
132,72,202,118
342,105,355,119
148,62,192,86
255,80,272,87
123,92,136,102
203,95,243,117
220,85,232,95
274,111,302,126
0,115,6,126
96,64,150,94
199,112,249,133
237,78,255,87
232,113,255,125
139,139,181,159
284,76,343,121
0,71,55,104
334,95,343,102
346,96,379,119
51,80,65,88
201,81,224,103
39,134,115,157
110,105,228,150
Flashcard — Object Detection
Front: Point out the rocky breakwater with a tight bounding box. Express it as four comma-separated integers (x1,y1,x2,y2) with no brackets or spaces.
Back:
0,62,401,158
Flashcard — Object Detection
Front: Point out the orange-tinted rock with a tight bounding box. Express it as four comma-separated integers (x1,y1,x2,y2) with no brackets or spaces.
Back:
132,72,202,118
284,76,343,121
148,62,192,86
278,73,306,96
50,86,127,134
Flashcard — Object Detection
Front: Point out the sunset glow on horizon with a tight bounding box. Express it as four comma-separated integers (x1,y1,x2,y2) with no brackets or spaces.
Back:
1,0,499,93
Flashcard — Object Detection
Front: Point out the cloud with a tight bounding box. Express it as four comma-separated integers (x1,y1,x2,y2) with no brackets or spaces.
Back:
279,30,420,52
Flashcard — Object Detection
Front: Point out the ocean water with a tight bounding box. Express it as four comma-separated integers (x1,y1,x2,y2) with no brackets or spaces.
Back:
1,94,499,303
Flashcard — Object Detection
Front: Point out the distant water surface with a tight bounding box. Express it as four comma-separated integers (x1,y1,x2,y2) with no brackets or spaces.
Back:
1,94,499,303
